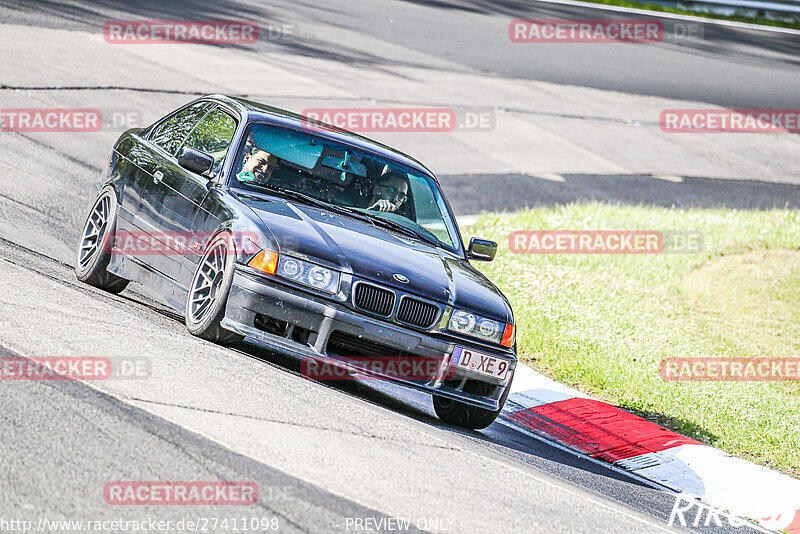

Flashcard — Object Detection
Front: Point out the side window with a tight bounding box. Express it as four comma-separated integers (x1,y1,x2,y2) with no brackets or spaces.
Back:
149,102,214,156
409,174,454,247
409,175,438,223
180,107,237,168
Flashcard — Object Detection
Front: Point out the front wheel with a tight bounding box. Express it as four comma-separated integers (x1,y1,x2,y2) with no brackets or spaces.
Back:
74,189,129,294
185,232,244,345
433,380,509,430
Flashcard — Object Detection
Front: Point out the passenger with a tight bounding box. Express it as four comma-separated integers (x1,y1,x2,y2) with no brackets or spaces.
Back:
367,171,409,213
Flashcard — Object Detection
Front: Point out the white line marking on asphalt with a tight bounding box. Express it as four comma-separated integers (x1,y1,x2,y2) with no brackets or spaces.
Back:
535,172,566,182
652,174,684,183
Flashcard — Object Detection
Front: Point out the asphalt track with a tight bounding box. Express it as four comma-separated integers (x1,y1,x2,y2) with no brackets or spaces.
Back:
2,0,799,108
0,1,797,533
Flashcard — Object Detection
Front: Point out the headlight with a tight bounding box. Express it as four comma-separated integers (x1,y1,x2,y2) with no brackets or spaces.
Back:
277,255,340,294
447,309,509,346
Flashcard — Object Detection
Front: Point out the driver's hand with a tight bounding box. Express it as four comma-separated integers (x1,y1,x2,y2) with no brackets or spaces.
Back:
368,199,398,212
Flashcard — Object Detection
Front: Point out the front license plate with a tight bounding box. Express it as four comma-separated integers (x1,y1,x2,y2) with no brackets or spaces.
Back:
450,346,509,380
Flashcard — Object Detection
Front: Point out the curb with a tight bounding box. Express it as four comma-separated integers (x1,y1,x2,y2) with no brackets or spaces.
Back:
501,364,800,533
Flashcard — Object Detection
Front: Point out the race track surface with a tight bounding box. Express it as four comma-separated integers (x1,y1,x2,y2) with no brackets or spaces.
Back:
1,1,797,532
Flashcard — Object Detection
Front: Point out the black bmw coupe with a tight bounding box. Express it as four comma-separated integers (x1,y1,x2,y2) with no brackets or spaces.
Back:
75,95,517,429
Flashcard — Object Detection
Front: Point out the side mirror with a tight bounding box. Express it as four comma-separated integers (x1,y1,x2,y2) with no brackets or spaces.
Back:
467,238,497,261
178,146,214,176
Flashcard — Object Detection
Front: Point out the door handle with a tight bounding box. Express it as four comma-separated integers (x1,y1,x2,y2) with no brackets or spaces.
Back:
153,170,164,184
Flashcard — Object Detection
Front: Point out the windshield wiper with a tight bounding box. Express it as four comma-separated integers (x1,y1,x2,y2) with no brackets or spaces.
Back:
251,184,377,226
358,211,442,248
244,184,441,247
252,183,329,208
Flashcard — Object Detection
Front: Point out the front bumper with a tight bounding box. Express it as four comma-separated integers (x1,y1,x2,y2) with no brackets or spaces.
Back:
221,267,516,411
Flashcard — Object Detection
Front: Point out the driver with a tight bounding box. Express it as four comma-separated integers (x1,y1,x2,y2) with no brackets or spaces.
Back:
237,148,277,184
367,171,409,213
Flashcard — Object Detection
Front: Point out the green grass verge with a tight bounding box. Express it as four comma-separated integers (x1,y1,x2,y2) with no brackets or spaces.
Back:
465,203,800,477
572,0,800,30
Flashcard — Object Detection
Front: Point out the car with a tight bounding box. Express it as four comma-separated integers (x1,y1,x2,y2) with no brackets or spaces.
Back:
75,94,517,429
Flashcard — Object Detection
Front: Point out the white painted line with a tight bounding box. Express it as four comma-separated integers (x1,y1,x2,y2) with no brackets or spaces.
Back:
652,174,684,183
534,172,566,182
529,0,800,35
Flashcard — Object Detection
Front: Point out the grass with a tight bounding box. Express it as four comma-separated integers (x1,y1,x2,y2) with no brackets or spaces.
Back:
572,0,800,30
464,203,800,477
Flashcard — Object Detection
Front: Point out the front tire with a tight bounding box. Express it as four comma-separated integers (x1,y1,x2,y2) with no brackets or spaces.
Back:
185,232,244,345
433,380,509,430
74,189,129,294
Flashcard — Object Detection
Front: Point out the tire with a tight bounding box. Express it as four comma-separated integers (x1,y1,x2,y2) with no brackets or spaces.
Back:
74,189,129,294
185,232,245,345
433,379,510,430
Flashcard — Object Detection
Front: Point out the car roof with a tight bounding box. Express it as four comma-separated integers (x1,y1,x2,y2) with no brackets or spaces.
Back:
204,94,437,180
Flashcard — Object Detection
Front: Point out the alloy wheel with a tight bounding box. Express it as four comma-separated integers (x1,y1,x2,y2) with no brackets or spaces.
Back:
189,241,228,323
78,194,110,269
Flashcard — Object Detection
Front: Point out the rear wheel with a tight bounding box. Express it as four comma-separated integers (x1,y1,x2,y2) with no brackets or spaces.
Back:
185,232,244,345
74,189,129,294
433,380,509,430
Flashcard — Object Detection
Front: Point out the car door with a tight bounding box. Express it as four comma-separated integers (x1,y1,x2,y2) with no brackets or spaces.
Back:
130,102,214,281
132,102,214,234
112,137,151,234
140,105,238,285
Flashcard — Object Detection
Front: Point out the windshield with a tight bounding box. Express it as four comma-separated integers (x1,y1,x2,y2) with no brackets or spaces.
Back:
229,123,462,253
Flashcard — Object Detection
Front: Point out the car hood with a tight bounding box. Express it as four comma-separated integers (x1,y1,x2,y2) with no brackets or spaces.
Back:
238,193,512,323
